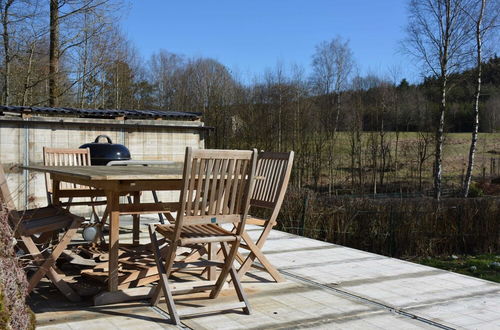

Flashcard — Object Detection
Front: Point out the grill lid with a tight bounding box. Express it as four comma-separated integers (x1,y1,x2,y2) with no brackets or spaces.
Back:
80,135,131,165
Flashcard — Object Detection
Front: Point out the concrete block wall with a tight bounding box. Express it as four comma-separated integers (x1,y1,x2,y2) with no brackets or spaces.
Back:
0,116,205,215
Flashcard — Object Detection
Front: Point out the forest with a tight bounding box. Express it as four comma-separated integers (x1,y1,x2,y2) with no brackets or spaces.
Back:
0,0,499,198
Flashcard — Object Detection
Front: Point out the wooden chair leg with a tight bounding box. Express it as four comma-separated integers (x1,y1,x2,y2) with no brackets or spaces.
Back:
207,242,216,280
237,231,284,282
66,197,73,211
148,225,180,324
46,267,81,302
210,239,240,299
223,242,251,315
235,250,246,264
27,219,81,291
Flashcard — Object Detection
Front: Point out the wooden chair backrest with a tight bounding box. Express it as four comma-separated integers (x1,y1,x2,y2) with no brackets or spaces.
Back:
43,147,91,192
174,147,257,238
250,151,294,214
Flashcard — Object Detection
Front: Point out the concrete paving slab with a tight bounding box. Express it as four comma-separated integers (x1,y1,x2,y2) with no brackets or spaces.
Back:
250,225,500,330
30,217,499,329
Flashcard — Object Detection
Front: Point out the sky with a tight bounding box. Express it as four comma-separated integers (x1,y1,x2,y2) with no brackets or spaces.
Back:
122,0,417,84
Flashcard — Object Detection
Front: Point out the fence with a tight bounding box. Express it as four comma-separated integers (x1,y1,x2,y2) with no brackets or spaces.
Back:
491,157,500,177
276,187,500,257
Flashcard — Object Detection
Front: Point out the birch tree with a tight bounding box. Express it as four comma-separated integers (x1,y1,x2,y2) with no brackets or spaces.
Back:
462,0,499,197
404,0,471,200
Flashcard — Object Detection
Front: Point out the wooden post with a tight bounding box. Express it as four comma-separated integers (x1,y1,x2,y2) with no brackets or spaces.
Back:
108,191,120,292
300,193,309,236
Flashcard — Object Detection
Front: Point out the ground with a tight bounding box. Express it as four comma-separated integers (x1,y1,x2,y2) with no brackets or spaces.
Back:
30,218,500,329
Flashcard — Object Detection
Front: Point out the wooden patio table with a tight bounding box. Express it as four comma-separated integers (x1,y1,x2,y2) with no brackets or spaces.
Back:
25,164,184,302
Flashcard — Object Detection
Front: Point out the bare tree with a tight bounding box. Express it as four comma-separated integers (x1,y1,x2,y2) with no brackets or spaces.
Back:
404,0,472,199
1,0,15,105
49,0,59,106
49,0,122,107
0,0,39,105
462,0,499,197
311,36,354,194
149,50,184,110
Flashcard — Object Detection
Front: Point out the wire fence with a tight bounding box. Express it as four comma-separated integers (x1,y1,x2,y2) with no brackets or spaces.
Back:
275,188,500,257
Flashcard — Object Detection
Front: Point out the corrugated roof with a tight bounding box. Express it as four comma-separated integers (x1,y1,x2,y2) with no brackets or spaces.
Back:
0,105,201,120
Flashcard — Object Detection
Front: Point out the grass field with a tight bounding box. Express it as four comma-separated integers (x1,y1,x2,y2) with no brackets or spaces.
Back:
310,132,500,193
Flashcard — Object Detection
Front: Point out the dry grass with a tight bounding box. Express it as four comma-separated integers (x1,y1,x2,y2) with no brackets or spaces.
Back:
277,187,500,257
305,132,500,193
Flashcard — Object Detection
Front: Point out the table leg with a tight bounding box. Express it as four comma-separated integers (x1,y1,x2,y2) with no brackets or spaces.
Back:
107,191,120,292
52,179,61,206
208,243,216,280
51,179,62,242
132,192,141,246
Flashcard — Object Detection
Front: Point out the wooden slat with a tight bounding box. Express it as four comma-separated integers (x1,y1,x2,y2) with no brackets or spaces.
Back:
186,158,198,215
229,159,242,213
222,159,235,214
200,158,213,216
267,159,282,202
208,158,221,214
193,158,205,216
235,159,249,213
215,159,228,215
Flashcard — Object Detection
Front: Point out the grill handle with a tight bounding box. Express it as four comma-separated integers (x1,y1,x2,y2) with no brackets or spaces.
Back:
94,135,113,144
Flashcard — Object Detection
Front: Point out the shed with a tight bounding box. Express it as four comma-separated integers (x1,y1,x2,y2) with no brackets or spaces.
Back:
0,105,209,211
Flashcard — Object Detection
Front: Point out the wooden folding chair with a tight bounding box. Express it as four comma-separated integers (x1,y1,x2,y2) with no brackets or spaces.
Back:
148,147,257,325
44,147,111,242
235,151,294,282
43,147,108,211
0,165,84,302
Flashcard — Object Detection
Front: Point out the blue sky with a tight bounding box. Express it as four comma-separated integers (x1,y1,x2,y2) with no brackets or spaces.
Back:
122,0,416,84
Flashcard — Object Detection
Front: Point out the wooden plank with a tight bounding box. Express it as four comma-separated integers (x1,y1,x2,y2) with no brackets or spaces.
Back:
193,158,205,216
24,164,184,180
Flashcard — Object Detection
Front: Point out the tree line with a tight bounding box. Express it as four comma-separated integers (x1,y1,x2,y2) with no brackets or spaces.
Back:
0,0,499,198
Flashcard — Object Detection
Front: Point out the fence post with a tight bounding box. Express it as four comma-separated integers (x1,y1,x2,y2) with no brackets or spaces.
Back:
388,206,396,257
300,193,309,237
456,204,463,253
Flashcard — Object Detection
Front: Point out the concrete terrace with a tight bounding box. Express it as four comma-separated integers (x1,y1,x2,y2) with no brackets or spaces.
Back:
32,218,500,330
